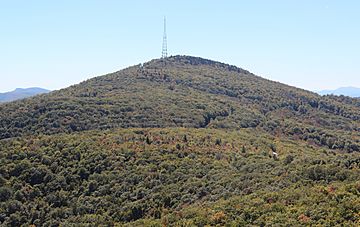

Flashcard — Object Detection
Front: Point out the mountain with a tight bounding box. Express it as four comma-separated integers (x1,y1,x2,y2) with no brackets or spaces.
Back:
0,87,50,103
319,86,360,97
1,56,359,150
0,56,359,226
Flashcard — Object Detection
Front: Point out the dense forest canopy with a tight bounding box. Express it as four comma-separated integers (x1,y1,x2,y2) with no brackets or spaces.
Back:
1,128,359,226
0,56,359,226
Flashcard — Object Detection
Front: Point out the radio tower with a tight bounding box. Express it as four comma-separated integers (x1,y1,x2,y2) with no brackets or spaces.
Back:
162,17,168,58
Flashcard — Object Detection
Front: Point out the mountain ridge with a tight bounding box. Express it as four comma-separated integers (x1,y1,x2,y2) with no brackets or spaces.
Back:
0,87,50,103
319,86,360,97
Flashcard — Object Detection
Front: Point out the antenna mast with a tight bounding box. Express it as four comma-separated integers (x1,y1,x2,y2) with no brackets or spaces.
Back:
162,17,168,58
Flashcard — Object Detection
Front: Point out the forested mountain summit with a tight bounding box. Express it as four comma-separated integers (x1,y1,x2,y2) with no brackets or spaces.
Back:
0,55,359,151
1,56,360,226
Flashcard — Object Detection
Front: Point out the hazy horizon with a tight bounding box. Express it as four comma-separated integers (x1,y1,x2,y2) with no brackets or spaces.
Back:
1,0,359,92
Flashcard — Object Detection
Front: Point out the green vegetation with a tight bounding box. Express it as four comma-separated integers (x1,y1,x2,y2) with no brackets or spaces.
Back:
0,128,359,226
0,56,359,225
1,56,359,151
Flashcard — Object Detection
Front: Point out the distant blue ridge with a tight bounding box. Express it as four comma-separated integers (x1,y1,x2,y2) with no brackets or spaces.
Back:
318,86,360,98
0,87,50,103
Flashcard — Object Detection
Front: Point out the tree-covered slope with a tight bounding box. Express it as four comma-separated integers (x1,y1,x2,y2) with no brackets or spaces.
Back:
1,56,360,226
1,56,359,152
0,128,359,226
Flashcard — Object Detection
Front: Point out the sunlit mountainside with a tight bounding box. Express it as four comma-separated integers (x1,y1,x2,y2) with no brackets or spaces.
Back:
0,56,359,226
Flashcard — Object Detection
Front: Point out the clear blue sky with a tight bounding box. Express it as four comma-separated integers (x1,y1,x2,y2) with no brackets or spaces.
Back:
1,0,359,92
